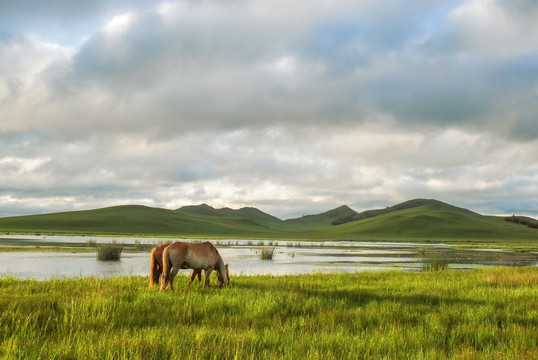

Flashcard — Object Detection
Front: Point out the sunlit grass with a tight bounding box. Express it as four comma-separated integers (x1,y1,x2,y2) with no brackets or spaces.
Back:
0,268,536,359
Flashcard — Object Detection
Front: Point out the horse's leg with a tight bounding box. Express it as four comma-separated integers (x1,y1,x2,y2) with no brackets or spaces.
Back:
204,268,213,288
150,251,159,287
188,269,198,287
169,266,180,290
153,264,162,286
160,247,172,291
160,272,166,291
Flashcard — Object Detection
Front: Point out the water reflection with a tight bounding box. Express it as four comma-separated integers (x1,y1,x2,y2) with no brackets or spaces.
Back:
0,236,536,280
0,252,148,279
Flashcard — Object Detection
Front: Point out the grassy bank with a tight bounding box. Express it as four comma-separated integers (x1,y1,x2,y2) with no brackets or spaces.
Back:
1,268,537,359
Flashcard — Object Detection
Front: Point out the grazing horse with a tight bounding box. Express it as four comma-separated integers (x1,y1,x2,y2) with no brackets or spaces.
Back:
149,243,202,287
160,241,229,291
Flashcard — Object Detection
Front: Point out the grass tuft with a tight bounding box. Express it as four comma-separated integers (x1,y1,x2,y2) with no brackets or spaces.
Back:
259,247,275,260
423,259,449,271
96,242,123,261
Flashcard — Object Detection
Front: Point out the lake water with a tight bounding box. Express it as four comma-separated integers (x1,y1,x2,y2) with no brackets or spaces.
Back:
0,236,537,280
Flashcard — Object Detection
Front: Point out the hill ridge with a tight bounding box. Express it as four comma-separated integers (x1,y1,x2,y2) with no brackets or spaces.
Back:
284,204,359,228
333,198,478,225
178,204,283,228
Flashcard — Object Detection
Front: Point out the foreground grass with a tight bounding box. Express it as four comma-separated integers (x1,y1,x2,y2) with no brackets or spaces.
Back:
0,268,537,359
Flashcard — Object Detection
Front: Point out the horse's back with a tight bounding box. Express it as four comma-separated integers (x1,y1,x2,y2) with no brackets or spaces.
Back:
189,242,220,259
166,241,189,255
164,242,190,265
166,241,219,268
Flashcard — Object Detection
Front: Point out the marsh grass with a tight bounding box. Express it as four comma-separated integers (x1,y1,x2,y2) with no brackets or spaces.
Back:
96,241,123,261
259,247,275,260
0,268,537,359
423,259,449,271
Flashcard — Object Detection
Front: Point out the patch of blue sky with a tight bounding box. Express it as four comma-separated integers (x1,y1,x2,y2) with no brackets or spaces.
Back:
170,162,221,182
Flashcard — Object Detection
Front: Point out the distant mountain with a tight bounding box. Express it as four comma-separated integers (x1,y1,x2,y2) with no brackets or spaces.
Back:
178,204,284,228
177,204,224,217
284,205,358,228
332,199,478,225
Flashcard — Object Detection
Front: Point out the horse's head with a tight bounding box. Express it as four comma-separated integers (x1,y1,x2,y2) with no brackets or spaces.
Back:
217,263,230,288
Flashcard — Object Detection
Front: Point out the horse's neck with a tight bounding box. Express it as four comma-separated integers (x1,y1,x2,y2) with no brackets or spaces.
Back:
216,256,225,272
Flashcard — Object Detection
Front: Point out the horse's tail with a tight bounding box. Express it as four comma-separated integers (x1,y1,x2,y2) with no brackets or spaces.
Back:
160,246,172,291
149,247,160,286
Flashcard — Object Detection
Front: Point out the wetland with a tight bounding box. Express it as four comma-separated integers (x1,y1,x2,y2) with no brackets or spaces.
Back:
1,235,536,279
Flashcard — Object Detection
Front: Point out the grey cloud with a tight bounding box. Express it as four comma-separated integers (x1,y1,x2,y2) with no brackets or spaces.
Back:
497,0,538,20
70,3,296,87
512,115,538,141
2,0,538,219
364,63,489,125
168,162,221,182
0,0,153,38
39,0,533,140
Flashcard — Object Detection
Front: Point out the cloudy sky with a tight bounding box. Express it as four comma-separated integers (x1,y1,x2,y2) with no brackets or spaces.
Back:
1,0,537,219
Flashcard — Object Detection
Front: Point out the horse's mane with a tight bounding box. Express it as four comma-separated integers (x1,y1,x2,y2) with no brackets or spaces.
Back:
203,241,220,255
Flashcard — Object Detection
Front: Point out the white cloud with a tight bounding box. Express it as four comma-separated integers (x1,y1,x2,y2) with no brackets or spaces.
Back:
448,0,538,56
104,12,135,36
265,56,297,75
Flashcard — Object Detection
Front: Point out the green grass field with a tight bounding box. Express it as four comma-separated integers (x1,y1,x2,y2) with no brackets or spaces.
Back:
1,268,536,359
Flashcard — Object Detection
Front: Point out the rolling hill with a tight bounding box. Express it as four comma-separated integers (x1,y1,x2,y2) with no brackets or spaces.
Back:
0,199,537,246
178,204,284,228
328,199,478,225
0,205,288,238
323,201,537,242
283,205,358,228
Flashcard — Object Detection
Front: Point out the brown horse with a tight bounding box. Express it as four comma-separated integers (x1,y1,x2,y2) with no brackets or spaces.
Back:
149,243,202,287
160,241,229,291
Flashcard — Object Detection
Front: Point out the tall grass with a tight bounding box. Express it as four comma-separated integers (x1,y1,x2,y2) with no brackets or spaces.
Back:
1,268,536,359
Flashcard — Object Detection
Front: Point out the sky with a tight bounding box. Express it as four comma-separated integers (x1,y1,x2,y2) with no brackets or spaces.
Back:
1,0,538,220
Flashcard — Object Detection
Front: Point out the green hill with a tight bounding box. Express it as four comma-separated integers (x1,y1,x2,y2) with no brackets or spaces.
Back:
320,201,538,245
178,204,284,228
0,200,537,247
331,199,477,225
284,205,358,228
0,205,286,238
